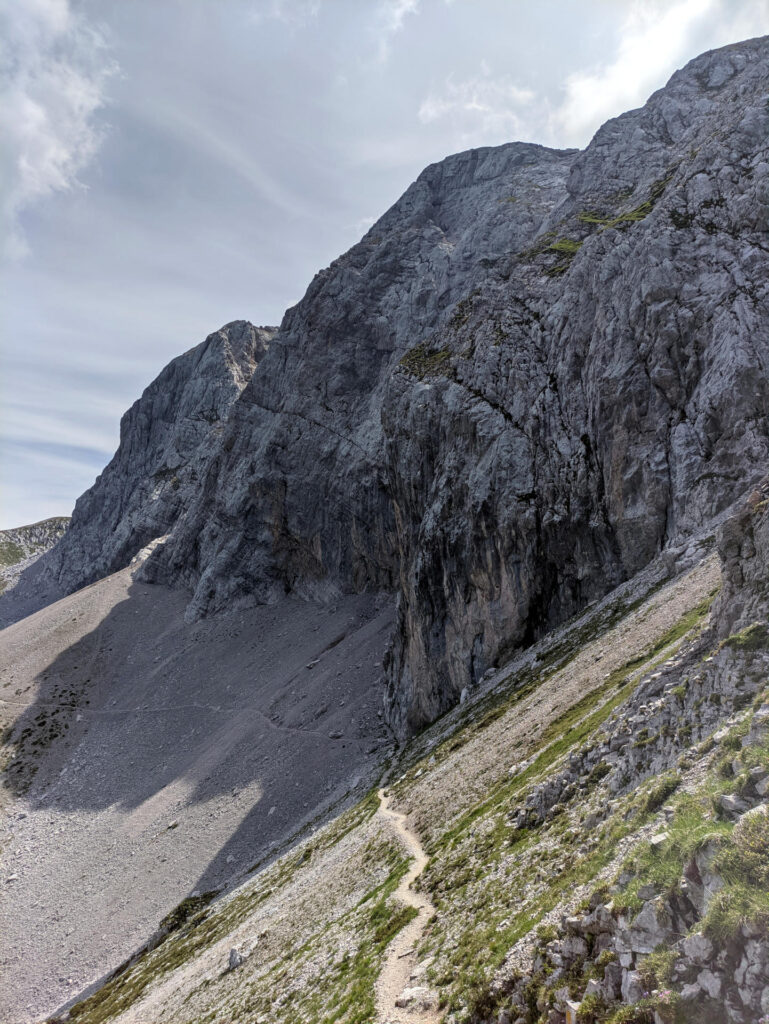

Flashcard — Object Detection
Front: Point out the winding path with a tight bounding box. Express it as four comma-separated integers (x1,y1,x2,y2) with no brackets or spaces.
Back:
375,788,440,1024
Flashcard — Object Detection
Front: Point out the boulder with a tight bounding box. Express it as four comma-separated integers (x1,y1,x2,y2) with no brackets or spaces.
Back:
682,932,714,965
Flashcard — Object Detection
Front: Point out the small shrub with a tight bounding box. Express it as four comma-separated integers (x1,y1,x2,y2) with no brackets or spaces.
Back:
587,761,612,787
158,891,219,934
536,923,558,944
643,775,680,814
703,880,769,942
637,946,676,990
399,343,453,380
718,808,769,888
719,622,769,654
577,991,609,1021
607,1002,656,1024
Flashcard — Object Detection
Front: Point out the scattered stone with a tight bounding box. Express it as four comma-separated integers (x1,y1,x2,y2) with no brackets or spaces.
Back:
394,986,436,1010
683,932,713,964
720,793,750,818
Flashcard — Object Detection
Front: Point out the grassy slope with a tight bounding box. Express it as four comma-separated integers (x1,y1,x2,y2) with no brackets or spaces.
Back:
54,555,726,1024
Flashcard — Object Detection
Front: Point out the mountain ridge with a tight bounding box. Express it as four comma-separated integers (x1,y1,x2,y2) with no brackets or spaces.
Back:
6,37,769,746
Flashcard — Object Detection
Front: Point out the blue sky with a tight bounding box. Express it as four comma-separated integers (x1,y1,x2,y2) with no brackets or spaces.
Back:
1,0,767,527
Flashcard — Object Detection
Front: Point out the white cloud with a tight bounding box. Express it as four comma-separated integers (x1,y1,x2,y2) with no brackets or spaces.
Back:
549,0,769,147
418,62,536,147
417,0,769,152
374,0,420,63
0,0,115,258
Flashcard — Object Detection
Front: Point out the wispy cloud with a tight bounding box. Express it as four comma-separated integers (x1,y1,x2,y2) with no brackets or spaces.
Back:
419,61,535,146
374,0,420,63
248,0,321,29
0,0,115,258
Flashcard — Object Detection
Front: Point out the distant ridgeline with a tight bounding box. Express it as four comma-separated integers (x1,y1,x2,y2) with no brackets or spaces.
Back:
0,517,69,595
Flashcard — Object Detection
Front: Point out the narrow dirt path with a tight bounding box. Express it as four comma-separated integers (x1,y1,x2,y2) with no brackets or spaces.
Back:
375,788,440,1024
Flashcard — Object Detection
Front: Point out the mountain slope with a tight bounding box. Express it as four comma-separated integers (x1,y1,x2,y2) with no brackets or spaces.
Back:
47,486,769,1024
0,550,392,1022
29,38,768,739
0,517,69,595
45,320,275,595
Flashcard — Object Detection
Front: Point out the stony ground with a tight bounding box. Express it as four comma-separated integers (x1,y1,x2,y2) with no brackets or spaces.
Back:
0,556,394,1023
40,540,726,1024
0,517,68,601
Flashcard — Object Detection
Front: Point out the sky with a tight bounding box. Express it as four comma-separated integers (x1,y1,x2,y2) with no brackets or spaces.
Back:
1,0,767,528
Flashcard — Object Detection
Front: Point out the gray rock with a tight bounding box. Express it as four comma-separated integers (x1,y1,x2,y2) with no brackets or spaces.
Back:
697,968,722,998
24,38,769,740
228,947,244,969
720,793,750,818
394,986,436,1010
683,932,714,964
627,901,675,954
685,840,726,916
621,969,644,1003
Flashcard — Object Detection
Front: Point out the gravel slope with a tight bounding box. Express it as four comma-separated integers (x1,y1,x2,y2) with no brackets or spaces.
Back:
0,560,393,1023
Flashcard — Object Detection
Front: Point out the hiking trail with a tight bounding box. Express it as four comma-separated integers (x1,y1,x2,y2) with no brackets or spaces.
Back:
375,787,440,1024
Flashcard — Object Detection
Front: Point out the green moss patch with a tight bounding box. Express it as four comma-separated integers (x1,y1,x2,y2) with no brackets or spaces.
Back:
399,343,453,380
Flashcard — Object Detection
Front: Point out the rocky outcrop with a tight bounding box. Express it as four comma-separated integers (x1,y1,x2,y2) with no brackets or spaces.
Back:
475,493,769,1024
43,320,274,594
31,39,769,738
0,517,69,594
148,38,769,735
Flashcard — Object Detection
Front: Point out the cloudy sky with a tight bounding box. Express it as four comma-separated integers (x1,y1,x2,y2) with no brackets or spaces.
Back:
1,0,767,527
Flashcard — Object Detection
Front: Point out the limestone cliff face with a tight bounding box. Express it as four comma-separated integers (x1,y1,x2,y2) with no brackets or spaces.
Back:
379,38,769,732
38,38,769,737
46,321,274,593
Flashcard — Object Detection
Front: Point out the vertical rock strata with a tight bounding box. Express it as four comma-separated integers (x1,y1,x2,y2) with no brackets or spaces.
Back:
44,39,769,737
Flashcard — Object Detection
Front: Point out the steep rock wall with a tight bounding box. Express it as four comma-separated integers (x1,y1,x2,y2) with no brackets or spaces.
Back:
46,320,274,592
35,38,769,738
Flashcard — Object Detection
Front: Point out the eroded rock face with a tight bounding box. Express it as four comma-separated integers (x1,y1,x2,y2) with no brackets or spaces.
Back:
40,39,769,737
0,517,69,595
45,321,274,594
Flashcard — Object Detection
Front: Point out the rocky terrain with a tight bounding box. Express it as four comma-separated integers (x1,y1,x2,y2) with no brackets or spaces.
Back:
0,518,69,596
0,547,393,1022
1,34,768,1024
14,36,767,742
32,486,769,1024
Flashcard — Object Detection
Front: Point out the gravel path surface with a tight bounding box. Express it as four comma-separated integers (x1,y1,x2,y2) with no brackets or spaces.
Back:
375,788,438,1024
0,561,394,1023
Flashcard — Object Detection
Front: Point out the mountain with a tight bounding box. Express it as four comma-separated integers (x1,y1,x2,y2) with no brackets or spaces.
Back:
1,36,769,1024
35,483,769,1024
46,320,276,594
0,516,69,594
20,36,768,743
